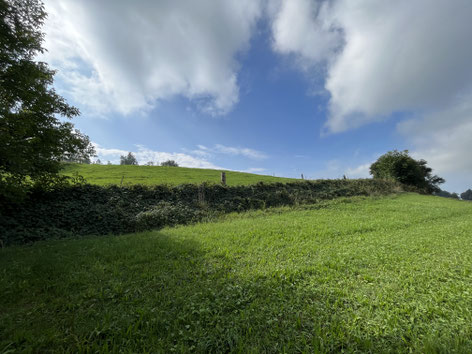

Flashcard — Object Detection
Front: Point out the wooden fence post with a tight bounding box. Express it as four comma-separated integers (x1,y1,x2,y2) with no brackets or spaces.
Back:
221,172,226,186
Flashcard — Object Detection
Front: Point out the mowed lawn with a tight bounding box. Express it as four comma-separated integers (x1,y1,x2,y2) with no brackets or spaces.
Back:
2,194,472,352
61,163,297,186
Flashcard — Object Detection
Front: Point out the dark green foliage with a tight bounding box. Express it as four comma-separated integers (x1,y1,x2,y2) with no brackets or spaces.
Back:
120,152,138,165
61,151,92,164
0,178,401,245
461,189,472,201
370,150,444,193
136,201,207,231
0,0,95,201
160,160,179,167
435,189,459,199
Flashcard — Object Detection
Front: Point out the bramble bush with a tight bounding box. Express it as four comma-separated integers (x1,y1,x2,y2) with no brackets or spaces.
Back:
0,179,404,245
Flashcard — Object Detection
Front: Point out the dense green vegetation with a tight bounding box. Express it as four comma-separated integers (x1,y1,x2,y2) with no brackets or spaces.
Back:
0,0,94,201
61,163,297,186
1,194,472,352
370,150,444,193
0,178,400,245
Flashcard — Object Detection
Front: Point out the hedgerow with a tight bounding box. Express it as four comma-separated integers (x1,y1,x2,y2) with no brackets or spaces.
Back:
0,179,403,245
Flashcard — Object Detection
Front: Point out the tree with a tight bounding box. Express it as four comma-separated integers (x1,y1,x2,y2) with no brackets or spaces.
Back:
461,189,472,201
0,0,95,200
145,161,154,166
435,189,459,199
161,160,179,167
120,152,138,165
370,150,444,193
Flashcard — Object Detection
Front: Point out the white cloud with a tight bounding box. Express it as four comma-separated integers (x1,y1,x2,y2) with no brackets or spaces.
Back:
42,0,263,116
345,163,371,179
271,0,472,132
213,144,267,159
271,0,343,66
94,143,222,169
270,0,472,190
398,94,472,192
191,144,267,160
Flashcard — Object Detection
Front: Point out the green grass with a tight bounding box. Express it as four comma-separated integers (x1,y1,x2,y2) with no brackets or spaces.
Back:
61,163,297,186
2,194,472,352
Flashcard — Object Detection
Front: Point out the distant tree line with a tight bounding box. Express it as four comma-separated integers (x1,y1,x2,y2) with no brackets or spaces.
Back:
461,189,472,200
435,190,459,199
119,152,179,167
435,189,472,201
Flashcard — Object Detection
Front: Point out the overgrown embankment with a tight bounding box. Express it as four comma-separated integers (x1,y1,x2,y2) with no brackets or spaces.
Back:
1,179,402,245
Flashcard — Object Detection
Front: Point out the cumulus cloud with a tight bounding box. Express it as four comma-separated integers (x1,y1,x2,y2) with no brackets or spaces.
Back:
42,0,263,115
270,0,472,189
94,143,222,169
398,94,472,191
271,0,343,66
271,0,472,132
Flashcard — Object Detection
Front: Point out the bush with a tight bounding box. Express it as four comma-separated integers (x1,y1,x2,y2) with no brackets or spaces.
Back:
461,189,472,201
370,150,444,193
0,179,403,246
161,160,179,167
136,201,205,231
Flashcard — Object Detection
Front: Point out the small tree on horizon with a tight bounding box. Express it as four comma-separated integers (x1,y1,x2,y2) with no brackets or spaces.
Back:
120,152,138,165
461,189,472,201
161,160,179,167
370,150,444,194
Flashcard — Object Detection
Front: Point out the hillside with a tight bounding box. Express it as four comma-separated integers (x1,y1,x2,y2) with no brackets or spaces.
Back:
2,194,472,352
61,163,297,186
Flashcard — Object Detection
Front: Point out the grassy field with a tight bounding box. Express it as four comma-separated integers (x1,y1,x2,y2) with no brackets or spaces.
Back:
2,194,472,352
61,163,297,186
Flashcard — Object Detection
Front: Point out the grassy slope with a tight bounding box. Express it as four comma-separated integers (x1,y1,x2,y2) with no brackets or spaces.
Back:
2,194,472,352
61,163,297,186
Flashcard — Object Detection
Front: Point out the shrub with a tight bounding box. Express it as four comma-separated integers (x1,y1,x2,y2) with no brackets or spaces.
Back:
136,201,205,231
0,179,403,246
161,160,179,167
370,150,444,193
461,189,472,201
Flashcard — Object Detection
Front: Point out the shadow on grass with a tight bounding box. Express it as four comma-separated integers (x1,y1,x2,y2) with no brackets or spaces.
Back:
1,231,471,353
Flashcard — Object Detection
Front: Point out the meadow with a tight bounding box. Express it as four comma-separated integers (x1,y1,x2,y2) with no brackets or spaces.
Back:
2,193,472,352
61,163,297,186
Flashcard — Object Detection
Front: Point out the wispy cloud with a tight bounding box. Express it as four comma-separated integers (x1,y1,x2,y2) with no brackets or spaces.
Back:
192,144,267,160
242,167,267,174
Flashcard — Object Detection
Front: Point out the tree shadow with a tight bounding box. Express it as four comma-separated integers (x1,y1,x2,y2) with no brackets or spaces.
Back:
1,231,472,353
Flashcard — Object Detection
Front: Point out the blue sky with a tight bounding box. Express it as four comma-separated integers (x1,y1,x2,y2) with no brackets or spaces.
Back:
41,0,472,193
